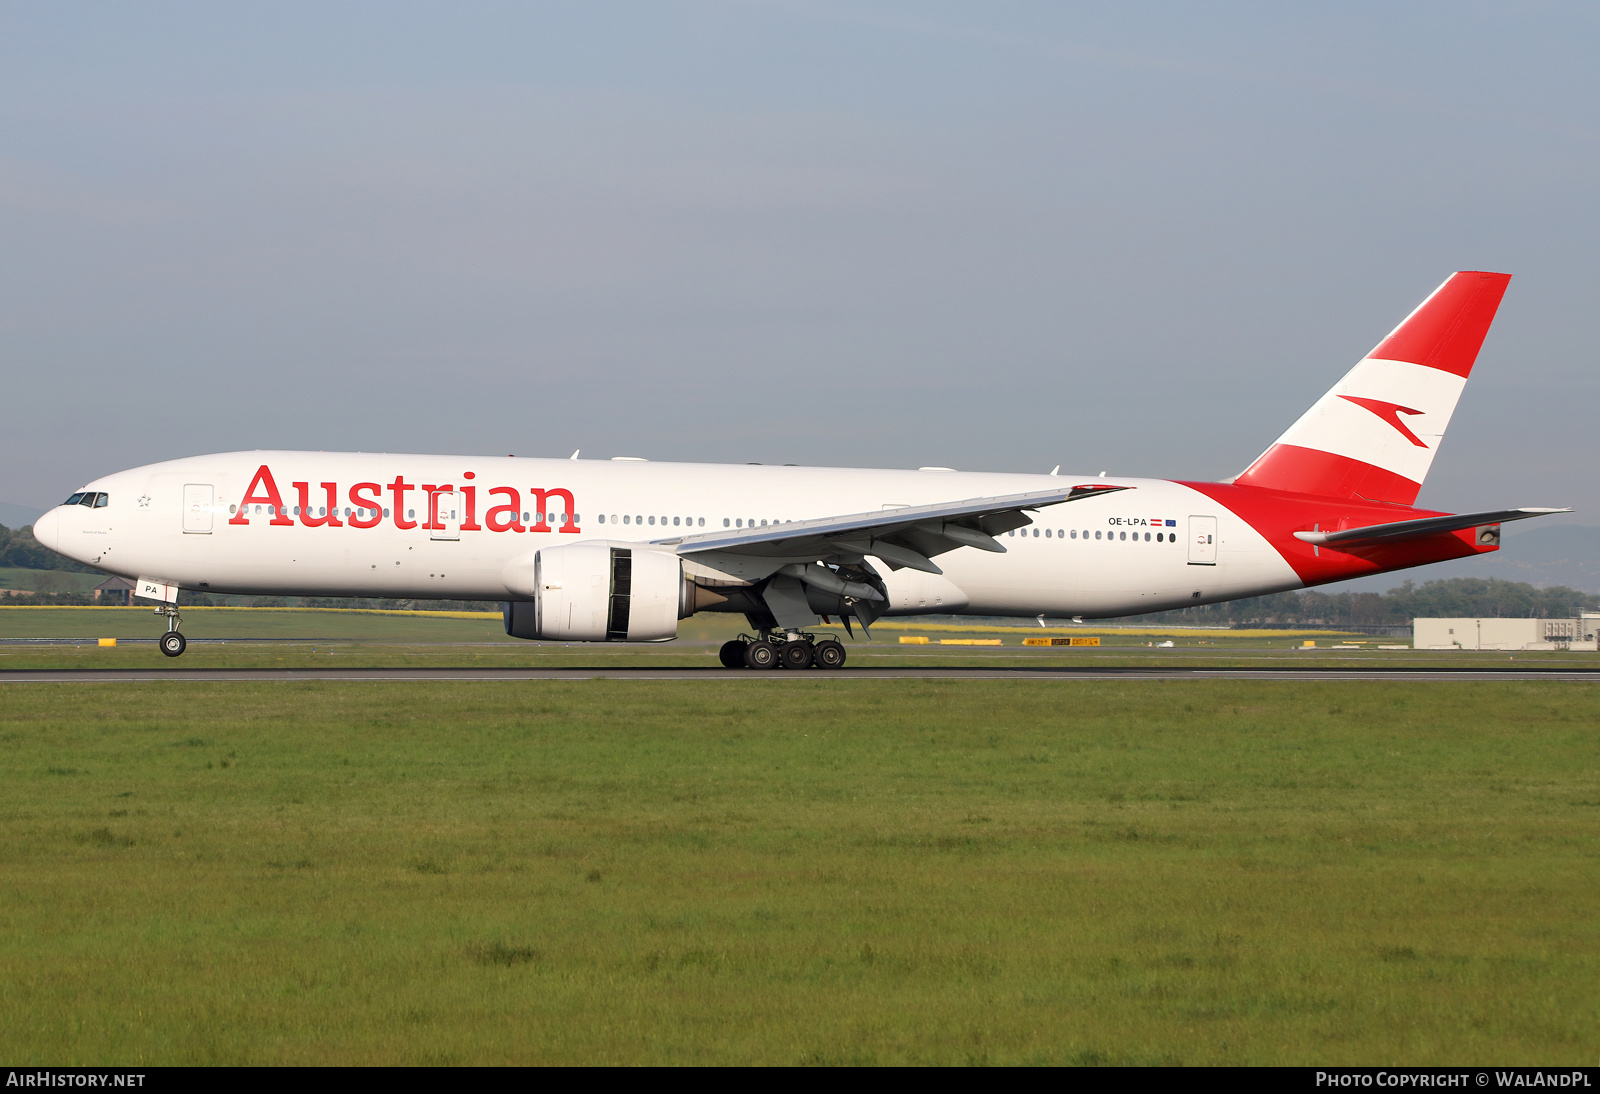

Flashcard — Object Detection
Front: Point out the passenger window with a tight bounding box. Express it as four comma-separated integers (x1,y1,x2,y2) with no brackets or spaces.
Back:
1070,529,1077,539
407,508,415,519
673,517,680,526
648,516,655,525
698,518,704,527
1119,531,1126,540
1144,532,1150,541
319,507,326,517
723,518,730,527
1095,530,1101,540
383,508,390,518
1044,529,1051,538
599,514,606,524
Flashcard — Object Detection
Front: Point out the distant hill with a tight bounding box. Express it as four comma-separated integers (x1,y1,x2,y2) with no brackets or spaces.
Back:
0,502,43,530
1346,524,1600,594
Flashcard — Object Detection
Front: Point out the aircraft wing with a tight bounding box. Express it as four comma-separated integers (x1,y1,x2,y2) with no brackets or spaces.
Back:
651,483,1130,574
1293,507,1572,549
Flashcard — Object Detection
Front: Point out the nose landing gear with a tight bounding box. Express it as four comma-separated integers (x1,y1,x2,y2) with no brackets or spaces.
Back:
156,606,186,658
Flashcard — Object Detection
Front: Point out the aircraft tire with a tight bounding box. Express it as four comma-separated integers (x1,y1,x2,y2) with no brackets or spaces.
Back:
718,640,746,668
779,640,814,670
743,640,778,670
160,632,187,658
813,639,846,669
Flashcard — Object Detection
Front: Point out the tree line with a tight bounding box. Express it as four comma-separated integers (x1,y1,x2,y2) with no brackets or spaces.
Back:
1113,577,1597,627
0,523,101,573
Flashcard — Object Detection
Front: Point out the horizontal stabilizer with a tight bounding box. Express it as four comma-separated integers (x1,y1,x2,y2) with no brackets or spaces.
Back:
1293,507,1571,549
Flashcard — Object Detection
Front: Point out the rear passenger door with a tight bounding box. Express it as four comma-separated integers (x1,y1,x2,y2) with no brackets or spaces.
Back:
1187,515,1217,565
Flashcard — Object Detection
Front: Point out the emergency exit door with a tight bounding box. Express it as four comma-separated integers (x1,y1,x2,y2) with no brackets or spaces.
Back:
430,491,460,541
1188,515,1217,565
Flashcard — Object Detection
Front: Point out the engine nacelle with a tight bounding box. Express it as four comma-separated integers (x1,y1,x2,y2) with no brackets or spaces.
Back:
502,542,690,642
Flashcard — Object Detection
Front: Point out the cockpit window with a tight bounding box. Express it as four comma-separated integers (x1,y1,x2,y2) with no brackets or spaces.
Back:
92,493,108,508
64,493,86,506
78,493,98,507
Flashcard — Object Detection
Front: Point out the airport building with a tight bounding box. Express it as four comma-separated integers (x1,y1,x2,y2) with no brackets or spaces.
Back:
1414,614,1600,651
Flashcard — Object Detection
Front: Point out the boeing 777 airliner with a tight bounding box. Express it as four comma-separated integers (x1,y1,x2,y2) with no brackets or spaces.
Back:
32,272,1569,667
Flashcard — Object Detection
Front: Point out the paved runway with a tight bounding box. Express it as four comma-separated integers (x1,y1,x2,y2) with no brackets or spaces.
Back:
5,666,1598,682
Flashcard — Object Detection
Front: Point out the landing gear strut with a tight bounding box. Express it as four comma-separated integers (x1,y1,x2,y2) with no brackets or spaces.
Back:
156,606,186,658
721,632,847,670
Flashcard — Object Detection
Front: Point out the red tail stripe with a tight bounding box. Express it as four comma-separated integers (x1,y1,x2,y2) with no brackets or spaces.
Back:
1235,445,1421,506
1367,271,1510,378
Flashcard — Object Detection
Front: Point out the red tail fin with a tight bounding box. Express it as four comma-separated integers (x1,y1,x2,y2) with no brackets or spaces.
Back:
1233,272,1510,503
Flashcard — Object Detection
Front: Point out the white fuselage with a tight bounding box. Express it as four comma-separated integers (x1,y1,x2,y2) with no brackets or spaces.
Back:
40,451,1305,619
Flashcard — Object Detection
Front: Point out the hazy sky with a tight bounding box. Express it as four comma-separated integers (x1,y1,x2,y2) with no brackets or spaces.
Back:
4,2,1597,540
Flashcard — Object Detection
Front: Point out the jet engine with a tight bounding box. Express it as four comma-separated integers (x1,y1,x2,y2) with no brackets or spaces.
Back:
502,543,697,642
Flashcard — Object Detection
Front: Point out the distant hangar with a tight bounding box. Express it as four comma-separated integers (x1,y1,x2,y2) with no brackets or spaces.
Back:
1414,613,1600,651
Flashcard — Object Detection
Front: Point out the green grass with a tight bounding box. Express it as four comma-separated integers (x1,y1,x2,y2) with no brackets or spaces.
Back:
1,680,1596,1064
0,605,513,642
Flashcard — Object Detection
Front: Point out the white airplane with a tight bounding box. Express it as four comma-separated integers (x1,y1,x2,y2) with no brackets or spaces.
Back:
33,271,1569,667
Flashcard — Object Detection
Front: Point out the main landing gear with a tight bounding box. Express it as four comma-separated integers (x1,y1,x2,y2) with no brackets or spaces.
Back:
719,633,847,670
156,606,186,658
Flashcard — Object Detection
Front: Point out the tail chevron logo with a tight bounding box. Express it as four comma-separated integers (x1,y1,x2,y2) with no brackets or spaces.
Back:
1338,396,1429,448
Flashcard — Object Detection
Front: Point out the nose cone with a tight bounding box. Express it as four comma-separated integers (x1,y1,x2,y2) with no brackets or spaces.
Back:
31,507,61,553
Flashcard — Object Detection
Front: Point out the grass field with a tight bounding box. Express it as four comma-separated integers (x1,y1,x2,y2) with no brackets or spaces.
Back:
1,679,1596,1064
